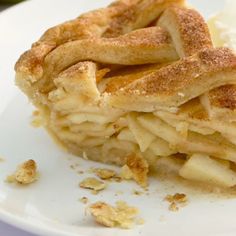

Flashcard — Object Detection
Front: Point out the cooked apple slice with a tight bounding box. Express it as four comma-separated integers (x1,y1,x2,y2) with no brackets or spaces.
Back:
127,113,156,152
179,154,236,187
148,138,176,156
117,128,136,143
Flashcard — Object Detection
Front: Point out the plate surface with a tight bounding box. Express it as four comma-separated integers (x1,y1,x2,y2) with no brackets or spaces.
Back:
1,0,235,236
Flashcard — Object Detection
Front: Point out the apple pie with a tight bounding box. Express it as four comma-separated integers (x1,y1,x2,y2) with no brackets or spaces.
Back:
15,0,236,188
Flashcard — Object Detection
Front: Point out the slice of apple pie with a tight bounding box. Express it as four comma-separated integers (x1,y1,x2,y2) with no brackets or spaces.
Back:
15,0,236,188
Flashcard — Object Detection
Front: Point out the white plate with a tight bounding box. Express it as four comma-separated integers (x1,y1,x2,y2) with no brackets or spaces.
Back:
0,0,235,236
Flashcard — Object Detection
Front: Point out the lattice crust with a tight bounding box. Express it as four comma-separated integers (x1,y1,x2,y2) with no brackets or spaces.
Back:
15,0,236,188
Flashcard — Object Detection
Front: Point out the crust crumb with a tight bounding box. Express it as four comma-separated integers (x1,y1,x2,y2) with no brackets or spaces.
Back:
6,160,38,185
121,165,133,179
121,154,149,187
93,168,116,180
89,201,139,229
165,193,187,203
113,176,123,182
80,197,89,204
169,202,179,212
164,193,188,211
132,189,144,195
79,177,106,191
31,110,43,127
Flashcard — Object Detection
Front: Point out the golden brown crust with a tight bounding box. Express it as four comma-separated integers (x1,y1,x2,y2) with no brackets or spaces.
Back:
177,98,209,121
157,6,236,119
15,0,184,115
201,50,236,119
100,64,167,93
15,8,111,77
15,44,54,81
16,0,153,75
198,47,236,68
208,85,236,110
44,27,178,78
15,0,183,78
104,0,185,37
51,61,100,102
158,6,213,57
201,85,236,122
108,48,236,111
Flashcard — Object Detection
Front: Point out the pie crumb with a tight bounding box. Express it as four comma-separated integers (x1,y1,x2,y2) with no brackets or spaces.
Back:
79,177,106,191
132,190,144,195
112,176,122,182
89,201,139,229
169,202,179,212
93,168,116,180
165,193,187,203
164,193,188,212
31,110,43,127
121,154,149,187
121,165,133,179
6,160,38,185
80,197,89,204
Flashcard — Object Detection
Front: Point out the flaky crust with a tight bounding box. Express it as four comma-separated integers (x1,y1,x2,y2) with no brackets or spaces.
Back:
201,85,236,122
15,0,185,111
158,6,213,57
44,27,178,77
108,48,236,111
208,85,236,110
15,0,184,81
156,6,236,120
